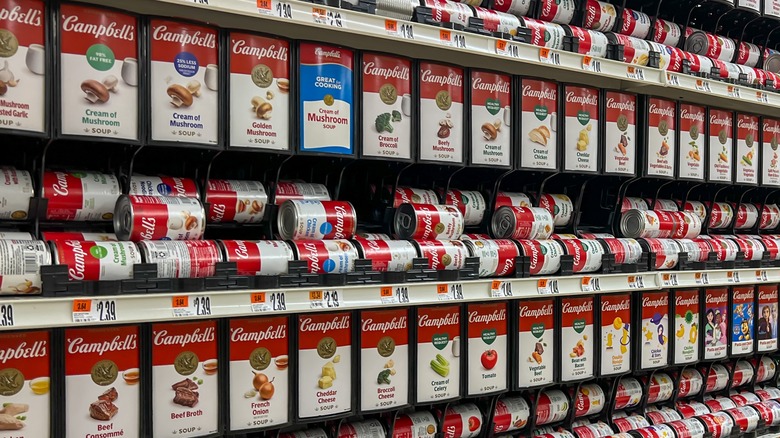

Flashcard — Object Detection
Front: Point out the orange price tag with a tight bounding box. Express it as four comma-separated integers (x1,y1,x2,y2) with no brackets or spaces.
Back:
251,292,267,304
172,296,189,308
537,279,548,288
385,19,397,32
72,299,91,312
496,39,507,51
380,287,393,298
581,277,591,285
583,55,592,65
309,290,323,301
491,280,501,290
437,284,448,294
257,0,272,10
540,47,550,58
439,29,451,42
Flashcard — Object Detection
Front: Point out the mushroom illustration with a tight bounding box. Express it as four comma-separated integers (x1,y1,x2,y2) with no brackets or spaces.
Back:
81,79,110,103
186,80,202,97
0,61,18,87
102,75,119,93
167,84,193,108
251,96,273,120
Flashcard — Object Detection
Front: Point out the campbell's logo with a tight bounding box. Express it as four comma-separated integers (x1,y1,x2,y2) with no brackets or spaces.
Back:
525,241,540,269
602,299,631,313
420,69,463,87
763,121,780,134
152,25,216,48
566,91,598,106
706,292,728,305
153,327,216,347
584,2,598,26
140,217,156,240
314,47,341,58
569,241,582,266
362,317,407,332
62,14,134,41
230,325,286,343
738,117,759,132
232,39,288,61
468,309,507,324
519,304,553,318
421,207,434,238
171,178,188,196
423,241,441,267
363,62,410,80
562,300,593,314
649,103,675,118
67,334,137,356
675,295,698,308
418,312,459,329
733,290,753,301
300,316,350,333
1,5,41,27
760,289,778,301
64,240,89,281
607,97,635,112
211,204,226,222
51,172,70,197
233,240,249,259
472,77,510,94
541,0,553,18
680,108,704,122
333,204,349,237
522,85,556,100
0,340,47,364
302,242,321,272
710,114,733,127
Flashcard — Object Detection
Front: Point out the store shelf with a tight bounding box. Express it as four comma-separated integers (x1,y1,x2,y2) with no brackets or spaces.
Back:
2,267,780,330
80,0,780,116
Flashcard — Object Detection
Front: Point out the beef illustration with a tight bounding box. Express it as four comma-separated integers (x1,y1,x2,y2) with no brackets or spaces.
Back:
171,378,199,391
98,386,118,402
89,400,119,421
173,387,199,407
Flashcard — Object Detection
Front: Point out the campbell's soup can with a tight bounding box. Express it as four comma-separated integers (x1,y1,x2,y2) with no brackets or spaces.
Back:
651,199,680,211
563,26,608,58
684,52,714,75
614,377,643,410
538,0,576,24
440,404,482,438
652,18,683,47
560,239,603,273
471,7,520,34
42,231,117,242
736,41,761,67
462,238,519,277
492,397,531,433
613,413,649,432
733,236,764,260
573,421,614,438
459,233,491,240
652,43,686,72
515,239,563,276
490,0,531,16
711,59,743,81
678,369,704,399
758,235,780,260
392,411,438,438
582,0,617,31
684,201,707,222
666,419,705,438
620,209,676,238
707,202,735,228
580,232,614,239
600,238,642,265
274,182,330,204
646,406,682,424
574,384,605,417
734,203,759,229
670,211,702,239
536,390,569,425
619,7,651,38
677,401,711,419
355,232,391,241
395,204,464,240
43,171,121,221
731,360,755,388
607,33,650,65
353,238,417,272
539,194,574,227
705,364,731,393
686,31,736,62
205,179,268,223
423,0,473,26
753,400,780,426
393,187,439,208
277,200,357,240
725,406,760,434
621,197,649,212
494,192,532,209
646,373,674,404
338,420,386,438
758,385,780,401
445,189,486,226
518,17,566,50
0,167,33,220
704,396,737,412
631,425,677,438
760,204,780,229
218,240,294,276
291,239,359,274
755,356,777,382
730,390,761,406
701,237,739,262
0,239,50,295
113,195,206,241
675,238,710,262
413,239,467,271
129,175,200,199
138,240,223,278
51,240,140,281
491,206,554,240
0,231,34,240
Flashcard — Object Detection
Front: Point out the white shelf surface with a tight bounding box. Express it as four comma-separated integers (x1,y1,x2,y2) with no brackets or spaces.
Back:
1,267,779,329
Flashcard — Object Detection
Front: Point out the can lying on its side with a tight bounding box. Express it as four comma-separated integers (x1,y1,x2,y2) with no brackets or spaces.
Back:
137,240,223,278
51,240,140,281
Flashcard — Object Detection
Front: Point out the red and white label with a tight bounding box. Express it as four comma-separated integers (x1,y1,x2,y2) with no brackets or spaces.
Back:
520,78,558,170
560,239,604,273
539,193,573,227
206,179,267,223
355,239,417,273
464,239,519,277
639,291,669,369
495,206,553,240
220,240,293,276
763,118,780,186
583,0,617,31
130,176,199,199
419,62,463,164
54,240,140,281
536,390,569,425
151,320,219,437
516,239,562,276
574,383,605,417
757,284,778,352
416,305,460,402
560,296,594,381
423,0,472,26
292,240,358,274
517,299,554,387
646,98,676,178
620,8,651,38
652,18,682,46
725,406,760,434
709,108,734,182
393,187,438,208
492,396,531,432
604,91,636,175
646,373,674,404
643,238,681,269
282,200,356,240
471,70,511,167
539,0,576,24
0,330,50,438
124,195,205,241
731,286,755,356
274,182,330,204
138,240,222,279
466,303,507,395
362,53,411,160
42,171,120,221
566,26,608,58
415,240,467,271
601,238,643,265
472,7,520,34
674,289,700,364
491,0,532,17
736,113,759,184
360,309,409,411
678,369,704,399
564,85,599,173
600,293,631,375
441,403,482,438
297,312,352,417
521,17,566,50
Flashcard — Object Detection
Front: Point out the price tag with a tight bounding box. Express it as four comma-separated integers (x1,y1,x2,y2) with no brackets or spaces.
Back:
381,286,410,305
250,292,287,312
727,86,741,99
0,303,13,327
581,276,601,292
310,290,340,309
173,295,211,317
312,7,344,28
582,56,601,73
537,279,559,295
695,79,712,93
757,270,768,282
626,66,645,81
757,91,769,103
385,19,414,40
181,0,210,4
495,39,519,58
667,73,680,86
727,271,741,283
695,272,709,285
258,0,292,18
628,275,645,289
439,30,466,48
73,299,117,323
539,48,560,66
491,280,513,298
662,273,679,287
437,283,464,301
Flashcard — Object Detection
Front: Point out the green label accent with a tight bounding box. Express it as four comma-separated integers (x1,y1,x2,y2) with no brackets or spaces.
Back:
86,44,116,72
486,98,501,116
573,319,586,333
577,111,590,126
432,333,449,350
534,105,548,121
531,323,545,338
89,245,108,259
481,329,497,344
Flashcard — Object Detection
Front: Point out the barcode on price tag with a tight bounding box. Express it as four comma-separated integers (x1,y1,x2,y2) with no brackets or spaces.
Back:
627,66,645,81
582,56,601,72
250,292,286,312
581,277,600,292
496,39,519,58
758,91,769,103
73,299,117,323
310,290,340,309
491,280,512,298
757,270,768,282
312,7,344,27
628,275,645,289
0,304,13,327
662,273,679,287
173,295,212,317
385,19,414,39
380,286,410,304
539,48,560,65
695,272,709,285
695,80,711,92
437,283,464,301
727,86,741,98
727,271,741,283
537,279,559,295
667,73,680,86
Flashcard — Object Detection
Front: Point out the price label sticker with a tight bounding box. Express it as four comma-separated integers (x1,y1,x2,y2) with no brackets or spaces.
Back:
73,299,117,323
437,283,464,301
695,272,709,285
310,290,340,309
491,280,512,298
757,270,768,282
251,292,286,312
662,273,679,287
727,271,741,283
626,66,645,81
695,79,712,93
0,303,13,327
385,19,414,40
495,39,519,58
581,276,601,292
758,91,769,103
539,47,560,65
312,7,344,28
727,86,741,99
173,295,211,317
667,73,680,86
380,286,410,304
181,0,210,3
628,275,645,289
439,29,452,46
582,56,601,73
537,279,559,295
